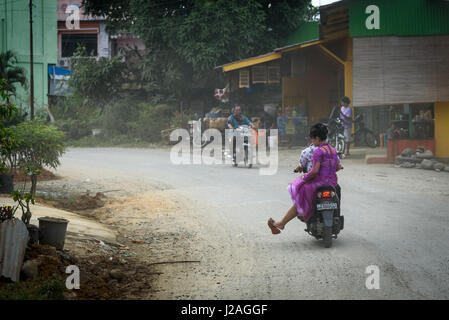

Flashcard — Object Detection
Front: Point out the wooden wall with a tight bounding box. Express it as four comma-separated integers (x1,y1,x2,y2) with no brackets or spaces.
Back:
282,47,343,124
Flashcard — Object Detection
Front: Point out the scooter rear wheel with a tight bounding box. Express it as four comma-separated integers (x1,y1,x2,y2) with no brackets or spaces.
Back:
323,226,333,248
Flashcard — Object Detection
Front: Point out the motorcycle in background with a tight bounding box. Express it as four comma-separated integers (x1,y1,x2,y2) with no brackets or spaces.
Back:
228,125,256,168
326,117,346,154
352,114,378,148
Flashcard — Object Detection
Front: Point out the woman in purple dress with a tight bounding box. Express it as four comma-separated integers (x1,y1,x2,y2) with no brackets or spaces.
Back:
268,123,342,234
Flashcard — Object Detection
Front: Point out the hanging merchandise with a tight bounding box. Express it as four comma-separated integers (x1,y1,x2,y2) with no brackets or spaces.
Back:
214,84,229,102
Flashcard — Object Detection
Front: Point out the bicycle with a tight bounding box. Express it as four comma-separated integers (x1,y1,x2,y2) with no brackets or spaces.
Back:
352,114,378,148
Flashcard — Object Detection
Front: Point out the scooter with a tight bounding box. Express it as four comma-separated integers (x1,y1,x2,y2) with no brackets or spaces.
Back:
305,185,344,248
229,125,255,168
294,164,344,248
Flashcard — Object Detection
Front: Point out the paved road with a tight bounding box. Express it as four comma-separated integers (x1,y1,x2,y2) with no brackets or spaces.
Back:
58,147,449,299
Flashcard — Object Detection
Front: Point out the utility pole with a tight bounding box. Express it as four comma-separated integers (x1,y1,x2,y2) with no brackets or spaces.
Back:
29,0,34,120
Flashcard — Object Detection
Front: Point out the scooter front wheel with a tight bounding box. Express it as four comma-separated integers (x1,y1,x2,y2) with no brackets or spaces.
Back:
244,146,252,168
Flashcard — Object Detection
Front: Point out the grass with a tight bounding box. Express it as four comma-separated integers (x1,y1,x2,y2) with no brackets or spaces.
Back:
0,277,66,300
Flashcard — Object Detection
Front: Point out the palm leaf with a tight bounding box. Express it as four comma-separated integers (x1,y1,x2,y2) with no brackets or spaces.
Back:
0,50,28,94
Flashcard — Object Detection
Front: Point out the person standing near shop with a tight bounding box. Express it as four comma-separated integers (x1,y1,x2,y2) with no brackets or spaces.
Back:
339,96,353,156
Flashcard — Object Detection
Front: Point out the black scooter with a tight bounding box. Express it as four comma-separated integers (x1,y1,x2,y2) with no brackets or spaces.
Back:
305,185,344,248
294,161,344,248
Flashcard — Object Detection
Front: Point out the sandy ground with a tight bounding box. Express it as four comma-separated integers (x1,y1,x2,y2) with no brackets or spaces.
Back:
28,146,449,299
29,170,207,299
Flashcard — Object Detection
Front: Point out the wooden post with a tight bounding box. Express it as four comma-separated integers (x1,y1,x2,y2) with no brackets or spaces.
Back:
29,0,34,120
344,38,354,145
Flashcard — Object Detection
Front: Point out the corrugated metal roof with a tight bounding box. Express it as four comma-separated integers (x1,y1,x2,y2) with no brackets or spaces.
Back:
0,218,29,282
349,0,449,37
284,22,320,47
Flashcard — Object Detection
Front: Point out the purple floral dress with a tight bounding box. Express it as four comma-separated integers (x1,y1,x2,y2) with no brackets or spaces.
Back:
287,142,339,222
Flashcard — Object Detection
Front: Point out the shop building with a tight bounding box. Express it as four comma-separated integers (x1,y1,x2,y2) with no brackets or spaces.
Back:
218,0,449,159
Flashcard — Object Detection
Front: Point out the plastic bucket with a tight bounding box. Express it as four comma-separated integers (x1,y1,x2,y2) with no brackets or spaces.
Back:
0,174,14,194
38,217,69,250
27,224,40,245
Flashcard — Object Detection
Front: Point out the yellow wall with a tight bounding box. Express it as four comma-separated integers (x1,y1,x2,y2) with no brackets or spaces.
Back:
435,102,449,158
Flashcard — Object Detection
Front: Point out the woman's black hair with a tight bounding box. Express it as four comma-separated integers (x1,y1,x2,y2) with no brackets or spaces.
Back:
341,96,351,105
309,123,328,141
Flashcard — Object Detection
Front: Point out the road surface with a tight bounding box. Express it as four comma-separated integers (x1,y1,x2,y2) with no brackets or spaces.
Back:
56,147,449,299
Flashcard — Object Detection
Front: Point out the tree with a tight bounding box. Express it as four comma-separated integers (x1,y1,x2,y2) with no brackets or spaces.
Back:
0,51,27,97
69,46,128,115
81,0,313,108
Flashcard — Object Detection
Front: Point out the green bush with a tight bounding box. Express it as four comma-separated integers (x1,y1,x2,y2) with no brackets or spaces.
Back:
56,119,93,141
102,98,141,136
127,103,177,142
12,121,66,170
11,121,66,195
101,98,178,143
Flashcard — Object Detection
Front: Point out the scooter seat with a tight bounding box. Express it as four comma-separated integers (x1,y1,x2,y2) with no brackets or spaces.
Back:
316,185,337,193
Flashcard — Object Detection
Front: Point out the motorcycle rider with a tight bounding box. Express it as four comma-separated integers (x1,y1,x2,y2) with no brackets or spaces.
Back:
227,106,256,165
295,141,342,200
227,105,256,130
293,143,317,174
268,123,342,234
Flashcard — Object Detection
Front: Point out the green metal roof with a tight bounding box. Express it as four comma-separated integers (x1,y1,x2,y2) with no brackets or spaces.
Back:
349,0,449,37
284,21,319,46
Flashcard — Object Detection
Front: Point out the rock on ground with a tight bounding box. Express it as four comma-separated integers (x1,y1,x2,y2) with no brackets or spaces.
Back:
109,269,125,280
421,159,433,170
401,148,415,157
21,259,41,279
416,150,434,159
400,162,415,168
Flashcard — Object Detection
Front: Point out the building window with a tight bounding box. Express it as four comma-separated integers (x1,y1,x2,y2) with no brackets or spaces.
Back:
61,33,98,57
267,65,280,84
239,69,250,88
252,66,267,84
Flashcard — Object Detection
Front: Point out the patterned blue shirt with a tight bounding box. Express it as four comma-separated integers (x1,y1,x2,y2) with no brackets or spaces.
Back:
227,114,251,128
